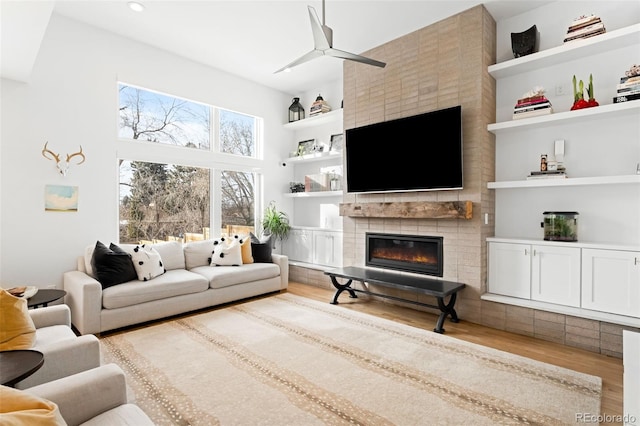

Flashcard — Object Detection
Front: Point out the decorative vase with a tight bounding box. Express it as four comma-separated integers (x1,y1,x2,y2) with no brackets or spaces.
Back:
288,97,304,122
511,25,538,58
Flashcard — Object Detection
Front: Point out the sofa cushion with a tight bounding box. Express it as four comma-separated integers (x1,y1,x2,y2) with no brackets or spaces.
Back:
151,241,185,270
130,245,166,281
91,241,138,289
191,263,281,289
183,239,216,270
210,239,243,267
0,289,36,350
83,244,96,278
101,269,209,310
34,325,78,348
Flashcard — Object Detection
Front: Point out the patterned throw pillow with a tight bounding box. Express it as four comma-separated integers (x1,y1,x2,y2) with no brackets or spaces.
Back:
210,238,243,266
130,245,166,281
228,234,253,264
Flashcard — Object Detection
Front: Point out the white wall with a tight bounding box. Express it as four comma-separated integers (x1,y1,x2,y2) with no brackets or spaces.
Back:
0,14,298,288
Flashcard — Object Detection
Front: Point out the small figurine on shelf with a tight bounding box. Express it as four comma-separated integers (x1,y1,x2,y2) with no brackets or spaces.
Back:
571,75,598,110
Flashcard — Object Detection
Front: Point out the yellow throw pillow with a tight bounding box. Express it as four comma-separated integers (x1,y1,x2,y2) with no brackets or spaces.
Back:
0,386,67,425
240,236,254,264
0,289,36,351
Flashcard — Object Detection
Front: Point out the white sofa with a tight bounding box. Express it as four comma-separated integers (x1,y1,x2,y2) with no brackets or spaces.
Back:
64,240,288,335
25,363,154,425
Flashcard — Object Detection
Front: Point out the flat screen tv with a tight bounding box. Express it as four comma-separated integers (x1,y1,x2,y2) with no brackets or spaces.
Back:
345,105,463,194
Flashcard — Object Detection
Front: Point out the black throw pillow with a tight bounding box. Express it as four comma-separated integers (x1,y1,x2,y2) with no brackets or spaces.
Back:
91,241,137,289
250,232,273,263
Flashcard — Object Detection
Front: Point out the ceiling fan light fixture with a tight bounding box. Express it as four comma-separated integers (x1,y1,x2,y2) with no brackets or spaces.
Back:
275,0,385,73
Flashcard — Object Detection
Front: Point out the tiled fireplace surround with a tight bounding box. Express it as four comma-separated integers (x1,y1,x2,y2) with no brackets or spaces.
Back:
289,5,636,358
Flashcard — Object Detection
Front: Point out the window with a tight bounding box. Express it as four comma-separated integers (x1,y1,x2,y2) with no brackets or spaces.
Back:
118,84,260,243
119,84,210,149
119,160,211,243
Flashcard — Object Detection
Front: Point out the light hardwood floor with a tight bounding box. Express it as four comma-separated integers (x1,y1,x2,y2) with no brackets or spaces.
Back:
286,281,624,420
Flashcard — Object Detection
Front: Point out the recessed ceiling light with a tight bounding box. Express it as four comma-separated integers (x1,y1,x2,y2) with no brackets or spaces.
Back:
128,1,145,12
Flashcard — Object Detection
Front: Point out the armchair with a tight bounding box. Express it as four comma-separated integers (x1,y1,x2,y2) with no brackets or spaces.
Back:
14,304,101,389
24,363,154,425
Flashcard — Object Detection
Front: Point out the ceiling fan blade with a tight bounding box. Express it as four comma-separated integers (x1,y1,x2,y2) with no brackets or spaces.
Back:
307,6,331,50
274,49,324,74
325,48,386,68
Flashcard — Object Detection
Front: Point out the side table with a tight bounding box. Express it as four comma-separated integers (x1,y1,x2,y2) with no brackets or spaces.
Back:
28,289,66,308
0,349,44,387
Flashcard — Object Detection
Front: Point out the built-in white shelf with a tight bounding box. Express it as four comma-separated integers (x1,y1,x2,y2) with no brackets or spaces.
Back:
488,101,640,134
284,151,342,165
283,109,343,130
488,174,640,189
488,24,640,79
284,190,343,198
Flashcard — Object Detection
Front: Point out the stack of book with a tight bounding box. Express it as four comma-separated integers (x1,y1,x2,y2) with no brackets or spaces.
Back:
526,170,567,180
613,73,640,104
564,15,606,43
309,95,331,116
513,95,553,120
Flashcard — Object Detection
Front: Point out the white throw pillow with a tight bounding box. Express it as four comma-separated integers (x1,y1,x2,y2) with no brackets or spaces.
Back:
130,245,166,281
210,239,243,266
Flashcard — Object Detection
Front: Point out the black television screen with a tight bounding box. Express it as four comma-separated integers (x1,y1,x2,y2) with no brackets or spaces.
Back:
345,105,463,193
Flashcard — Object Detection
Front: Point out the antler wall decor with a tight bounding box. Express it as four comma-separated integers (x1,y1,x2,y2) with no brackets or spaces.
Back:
42,142,86,176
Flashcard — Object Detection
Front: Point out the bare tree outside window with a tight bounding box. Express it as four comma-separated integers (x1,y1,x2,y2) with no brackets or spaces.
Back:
119,84,210,149
118,84,257,243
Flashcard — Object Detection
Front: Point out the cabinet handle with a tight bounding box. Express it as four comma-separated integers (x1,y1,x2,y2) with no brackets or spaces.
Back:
524,249,528,255
636,257,639,265
533,249,537,256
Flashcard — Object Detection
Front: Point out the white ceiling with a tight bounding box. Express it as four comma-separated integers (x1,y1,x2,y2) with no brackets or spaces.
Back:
1,0,553,94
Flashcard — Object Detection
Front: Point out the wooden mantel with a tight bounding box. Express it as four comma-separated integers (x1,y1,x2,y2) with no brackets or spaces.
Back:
339,201,473,220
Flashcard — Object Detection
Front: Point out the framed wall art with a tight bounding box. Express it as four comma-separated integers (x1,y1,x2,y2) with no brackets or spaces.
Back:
330,133,343,152
297,139,315,156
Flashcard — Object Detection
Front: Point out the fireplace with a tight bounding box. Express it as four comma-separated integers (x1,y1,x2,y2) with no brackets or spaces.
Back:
366,233,443,277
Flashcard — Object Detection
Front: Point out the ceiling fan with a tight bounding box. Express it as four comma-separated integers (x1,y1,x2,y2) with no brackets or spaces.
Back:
275,0,386,73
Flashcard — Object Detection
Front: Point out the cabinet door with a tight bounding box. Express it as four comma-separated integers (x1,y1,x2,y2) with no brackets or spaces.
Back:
313,231,342,267
623,330,640,425
531,245,581,307
582,249,640,318
283,229,313,263
488,242,531,299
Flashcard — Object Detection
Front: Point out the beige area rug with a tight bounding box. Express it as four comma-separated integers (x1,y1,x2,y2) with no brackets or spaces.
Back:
100,293,601,425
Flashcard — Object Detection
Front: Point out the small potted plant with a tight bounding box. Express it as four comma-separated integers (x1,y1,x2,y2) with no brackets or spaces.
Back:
261,201,291,249
571,74,598,110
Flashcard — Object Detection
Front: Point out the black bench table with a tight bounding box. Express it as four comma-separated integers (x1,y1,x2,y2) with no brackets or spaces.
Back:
325,266,466,334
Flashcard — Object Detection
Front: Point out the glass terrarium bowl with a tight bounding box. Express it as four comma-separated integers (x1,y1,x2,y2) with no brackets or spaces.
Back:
543,211,578,242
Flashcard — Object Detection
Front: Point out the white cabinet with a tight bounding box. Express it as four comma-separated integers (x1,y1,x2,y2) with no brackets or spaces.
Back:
488,242,530,299
283,228,313,264
582,248,640,317
283,227,343,268
488,241,581,307
531,245,581,307
312,230,343,267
